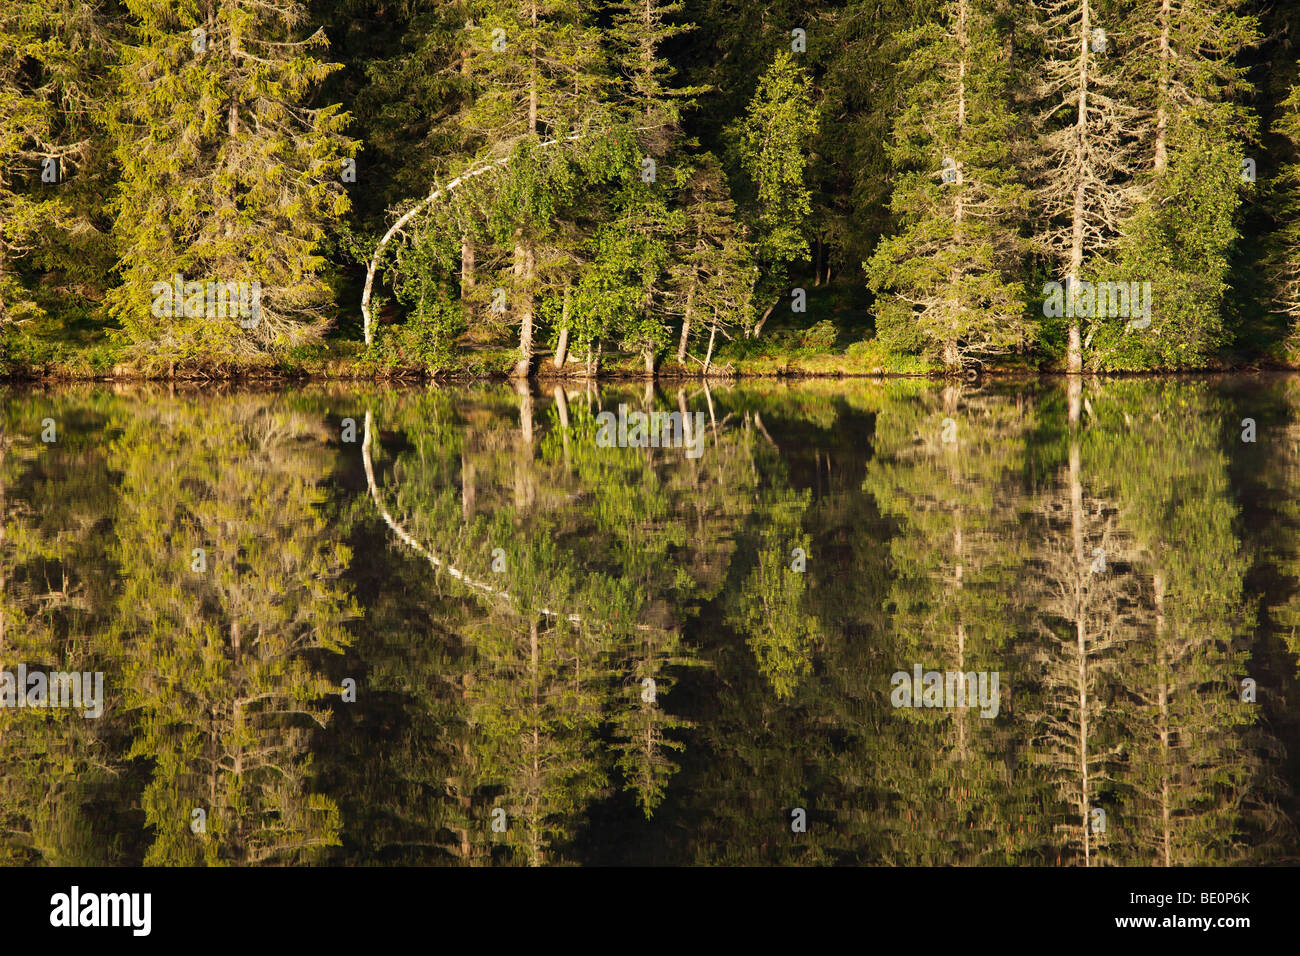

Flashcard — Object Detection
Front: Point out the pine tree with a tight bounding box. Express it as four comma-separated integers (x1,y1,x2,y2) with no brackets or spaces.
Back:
1020,378,1143,865
1085,381,1256,863
0,394,127,864
323,0,476,221
607,0,703,147
582,0,709,376
343,0,489,329
108,396,354,864
863,383,1031,862
865,0,1028,372
820,0,928,283
107,0,356,359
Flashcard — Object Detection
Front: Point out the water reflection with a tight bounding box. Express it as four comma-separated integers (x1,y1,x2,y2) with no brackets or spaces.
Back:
1,377,1297,865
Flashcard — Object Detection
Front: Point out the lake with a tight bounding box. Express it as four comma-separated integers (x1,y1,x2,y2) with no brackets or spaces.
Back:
2,375,1298,865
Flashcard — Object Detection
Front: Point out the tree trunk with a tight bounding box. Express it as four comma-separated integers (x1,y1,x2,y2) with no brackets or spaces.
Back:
644,347,656,378
554,325,569,369
1154,570,1172,867
1066,1,1092,376
752,299,777,338
518,380,534,448
677,279,696,363
948,0,968,375
553,287,570,367
1067,376,1091,865
528,618,542,867
461,236,475,298
515,382,535,511
528,2,539,136
554,385,571,469
461,453,476,520
677,388,692,440
516,0,539,381
703,322,717,375
0,449,6,654
225,3,239,243
1154,0,1171,174
512,237,534,379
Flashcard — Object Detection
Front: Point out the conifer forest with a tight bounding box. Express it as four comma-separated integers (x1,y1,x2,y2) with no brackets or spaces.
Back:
5,0,1300,913
3,0,1300,377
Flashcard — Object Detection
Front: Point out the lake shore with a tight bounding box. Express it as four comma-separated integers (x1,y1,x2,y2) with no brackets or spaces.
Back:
1,336,1286,383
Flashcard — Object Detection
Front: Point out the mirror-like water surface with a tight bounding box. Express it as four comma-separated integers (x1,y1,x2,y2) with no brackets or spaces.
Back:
3,376,1299,865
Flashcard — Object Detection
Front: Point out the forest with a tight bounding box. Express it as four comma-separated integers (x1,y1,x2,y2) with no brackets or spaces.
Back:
3,0,1300,379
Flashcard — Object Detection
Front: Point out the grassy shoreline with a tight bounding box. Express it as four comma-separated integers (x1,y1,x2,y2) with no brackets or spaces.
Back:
2,343,1284,384
3,289,1288,383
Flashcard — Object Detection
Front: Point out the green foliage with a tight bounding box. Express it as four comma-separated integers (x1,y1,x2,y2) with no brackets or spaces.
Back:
105,0,357,359
1267,68,1300,351
0,2,115,330
2,0,1299,376
730,52,819,296
108,397,356,864
865,0,1028,372
1092,124,1242,369
370,299,467,372
3,380,1297,864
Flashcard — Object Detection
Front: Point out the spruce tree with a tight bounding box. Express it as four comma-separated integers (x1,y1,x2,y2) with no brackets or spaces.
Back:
462,0,610,378
107,0,356,358
589,0,709,376
0,2,111,329
1025,0,1137,372
729,51,819,338
671,154,755,369
865,0,1028,373
820,0,929,283
1267,71,1300,347
1090,0,1258,369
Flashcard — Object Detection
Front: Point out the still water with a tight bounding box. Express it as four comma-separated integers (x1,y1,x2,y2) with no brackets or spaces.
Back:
2,375,1299,866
